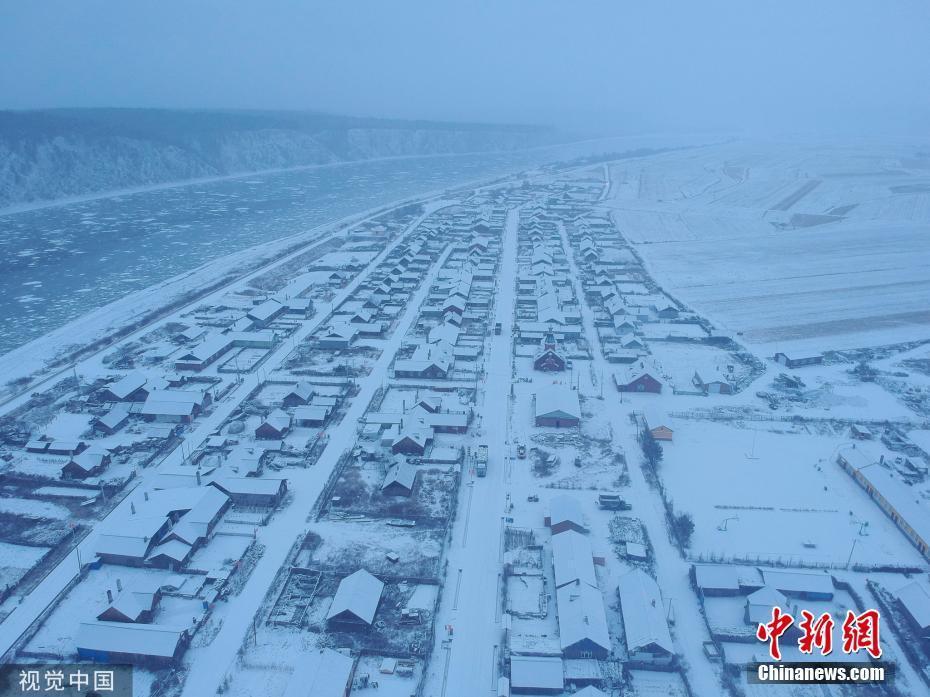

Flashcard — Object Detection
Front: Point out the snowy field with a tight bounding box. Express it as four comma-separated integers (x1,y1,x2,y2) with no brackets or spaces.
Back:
607,141,930,353
0,541,49,589
659,418,926,567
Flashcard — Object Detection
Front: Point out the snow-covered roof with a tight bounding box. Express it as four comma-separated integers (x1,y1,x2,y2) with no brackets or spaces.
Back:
616,569,673,656
509,656,563,692
747,585,788,607
211,477,285,497
573,687,607,697
96,403,131,430
551,530,597,589
294,405,330,422
147,539,193,563
534,384,581,420
140,389,207,417
837,446,930,548
106,372,147,400
168,486,228,543
327,569,384,625
76,621,187,658
260,409,291,433
761,570,834,598
549,495,585,532
556,581,611,654
382,462,417,492
746,585,790,624
285,382,315,403
283,648,354,697
95,516,166,559
98,581,161,622
247,299,283,323
895,581,930,631
693,564,762,593
67,448,109,473
178,333,232,362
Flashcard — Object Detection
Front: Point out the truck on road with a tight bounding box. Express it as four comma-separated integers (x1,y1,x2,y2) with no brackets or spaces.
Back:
476,444,489,476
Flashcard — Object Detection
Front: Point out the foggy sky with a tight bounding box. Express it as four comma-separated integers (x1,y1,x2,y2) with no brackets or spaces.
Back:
2,1,929,135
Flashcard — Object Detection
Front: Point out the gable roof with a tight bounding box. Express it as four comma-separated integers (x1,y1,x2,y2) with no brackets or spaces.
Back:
106,372,148,400
327,569,384,625
535,385,581,420
140,389,207,417
748,585,788,607
284,382,315,403
551,529,597,589
97,582,161,622
259,409,291,434
95,516,167,559
382,462,417,492
556,582,611,654
549,494,585,531
617,569,673,655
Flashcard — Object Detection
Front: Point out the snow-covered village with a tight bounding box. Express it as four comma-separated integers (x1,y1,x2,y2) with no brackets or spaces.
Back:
2,4,930,697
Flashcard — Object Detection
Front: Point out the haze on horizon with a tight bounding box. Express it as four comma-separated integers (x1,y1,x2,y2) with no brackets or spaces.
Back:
2,0,929,137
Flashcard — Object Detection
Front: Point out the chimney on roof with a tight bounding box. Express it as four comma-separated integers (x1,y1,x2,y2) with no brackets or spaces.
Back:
106,589,113,603
116,578,123,592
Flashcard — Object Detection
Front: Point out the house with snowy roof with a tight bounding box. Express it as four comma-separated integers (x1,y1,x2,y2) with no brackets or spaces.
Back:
326,569,384,629
76,621,189,667
616,569,674,665
534,385,581,428
255,409,291,439
556,581,611,659
381,462,417,496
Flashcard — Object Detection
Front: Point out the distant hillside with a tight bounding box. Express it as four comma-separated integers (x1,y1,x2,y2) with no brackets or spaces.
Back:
0,108,558,208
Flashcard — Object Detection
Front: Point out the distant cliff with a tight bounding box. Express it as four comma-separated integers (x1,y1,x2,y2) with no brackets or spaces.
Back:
0,108,557,208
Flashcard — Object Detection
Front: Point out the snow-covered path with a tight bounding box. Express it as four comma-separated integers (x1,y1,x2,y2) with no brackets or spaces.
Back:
558,221,724,696
421,207,519,697
0,204,441,662
180,237,456,697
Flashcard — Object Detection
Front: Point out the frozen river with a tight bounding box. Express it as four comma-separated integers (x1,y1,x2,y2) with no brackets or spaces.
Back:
0,139,633,355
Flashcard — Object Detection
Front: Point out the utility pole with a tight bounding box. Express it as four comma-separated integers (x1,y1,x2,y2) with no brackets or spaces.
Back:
845,538,858,569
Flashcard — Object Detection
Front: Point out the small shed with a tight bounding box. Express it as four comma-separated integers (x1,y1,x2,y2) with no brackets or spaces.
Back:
650,425,673,442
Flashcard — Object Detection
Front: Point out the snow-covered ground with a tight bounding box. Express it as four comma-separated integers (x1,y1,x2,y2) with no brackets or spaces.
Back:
2,140,930,697
605,141,930,354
